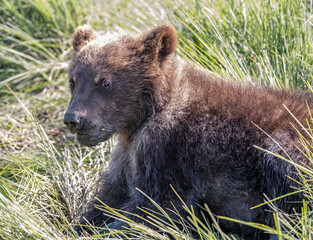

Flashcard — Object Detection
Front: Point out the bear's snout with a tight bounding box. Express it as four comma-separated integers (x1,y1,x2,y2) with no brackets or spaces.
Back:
63,112,82,133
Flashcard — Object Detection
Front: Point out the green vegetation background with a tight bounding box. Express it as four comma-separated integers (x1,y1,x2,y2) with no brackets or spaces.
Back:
1,0,313,239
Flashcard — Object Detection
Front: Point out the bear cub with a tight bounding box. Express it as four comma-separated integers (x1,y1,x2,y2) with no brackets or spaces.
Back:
64,25,312,239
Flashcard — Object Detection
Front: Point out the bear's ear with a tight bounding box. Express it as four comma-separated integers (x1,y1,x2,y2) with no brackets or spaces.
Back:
72,25,97,52
142,25,178,62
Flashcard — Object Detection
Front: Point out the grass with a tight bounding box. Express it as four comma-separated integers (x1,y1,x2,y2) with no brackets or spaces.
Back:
1,0,313,239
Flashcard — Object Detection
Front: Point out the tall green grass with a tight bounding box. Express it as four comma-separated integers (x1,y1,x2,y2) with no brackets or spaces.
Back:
1,0,73,91
170,0,313,88
1,0,313,239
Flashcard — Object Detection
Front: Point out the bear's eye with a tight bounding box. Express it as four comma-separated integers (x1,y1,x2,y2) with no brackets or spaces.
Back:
69,78,75,89
99,78,110,87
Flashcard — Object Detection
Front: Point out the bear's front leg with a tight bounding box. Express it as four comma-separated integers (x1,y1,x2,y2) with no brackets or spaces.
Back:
119,188,196,230
73,170,129,235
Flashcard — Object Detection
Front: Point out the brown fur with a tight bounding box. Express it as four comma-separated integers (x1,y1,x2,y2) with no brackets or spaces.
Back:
64,25,313,239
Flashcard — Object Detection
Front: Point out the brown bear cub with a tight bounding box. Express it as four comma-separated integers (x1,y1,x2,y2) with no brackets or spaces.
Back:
64,25,312,239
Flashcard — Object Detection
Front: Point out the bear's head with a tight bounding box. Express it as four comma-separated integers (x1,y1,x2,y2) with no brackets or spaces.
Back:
64,25,178,146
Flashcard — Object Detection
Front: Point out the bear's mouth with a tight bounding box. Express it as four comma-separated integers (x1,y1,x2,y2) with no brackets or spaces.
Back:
76,131,113,146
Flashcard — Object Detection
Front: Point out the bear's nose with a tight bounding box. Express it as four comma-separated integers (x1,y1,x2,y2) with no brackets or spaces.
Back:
63,112,82,132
